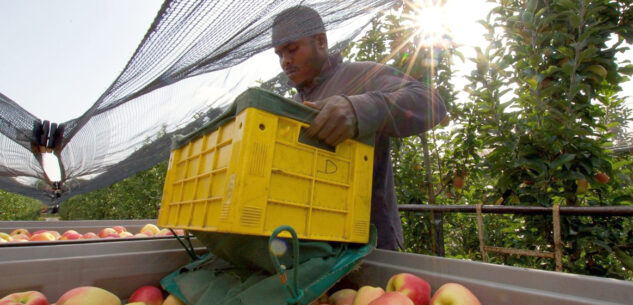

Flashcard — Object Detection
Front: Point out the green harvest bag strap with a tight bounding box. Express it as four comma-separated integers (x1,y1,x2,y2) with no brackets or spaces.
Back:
161,225,377,305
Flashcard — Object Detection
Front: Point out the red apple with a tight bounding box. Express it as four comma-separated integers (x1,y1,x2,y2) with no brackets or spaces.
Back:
10,228,31,238
10,234,30,242
60,230,82,241
45,231,60,240
30,232,56,242
162,294,186,305
368,292,414,305
112,226,127,234
127,286,163,305
0,232,13,242
98,228,119,238
140,224,160,236
82,232,98,239
32,230,59,240
118,232,134,238
329,289,356,305
430,283,481,305
0,290,49,305
55,286,120,305
156,229,173,237
386,273,431,305
352,286,385,305
452,176,465,189
594,173,610,184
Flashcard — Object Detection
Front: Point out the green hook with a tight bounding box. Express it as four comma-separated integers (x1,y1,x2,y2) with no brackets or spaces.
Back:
268,225,304,304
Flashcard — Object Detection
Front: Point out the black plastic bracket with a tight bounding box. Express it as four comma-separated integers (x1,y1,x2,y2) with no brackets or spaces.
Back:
30,120,64,154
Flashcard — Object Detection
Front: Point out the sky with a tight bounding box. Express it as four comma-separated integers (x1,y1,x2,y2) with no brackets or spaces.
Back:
1,0,630,125
0,0,164,123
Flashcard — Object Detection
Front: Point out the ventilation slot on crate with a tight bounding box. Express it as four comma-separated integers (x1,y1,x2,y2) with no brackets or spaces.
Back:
240,207,262,226
248,142,267,177
355,220,369,237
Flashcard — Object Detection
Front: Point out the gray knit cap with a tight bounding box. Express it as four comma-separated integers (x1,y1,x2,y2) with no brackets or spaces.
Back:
272,5,325,47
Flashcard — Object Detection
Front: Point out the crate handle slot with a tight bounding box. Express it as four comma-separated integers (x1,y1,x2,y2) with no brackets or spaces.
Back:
298,127,335,152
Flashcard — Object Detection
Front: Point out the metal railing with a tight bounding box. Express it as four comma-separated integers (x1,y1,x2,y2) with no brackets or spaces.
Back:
397,204,633,271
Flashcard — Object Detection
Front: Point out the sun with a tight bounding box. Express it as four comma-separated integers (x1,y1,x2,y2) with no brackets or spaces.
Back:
381,0,453,79
404,0,451,48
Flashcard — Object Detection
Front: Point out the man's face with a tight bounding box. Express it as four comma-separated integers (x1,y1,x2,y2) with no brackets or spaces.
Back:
274,36,324,89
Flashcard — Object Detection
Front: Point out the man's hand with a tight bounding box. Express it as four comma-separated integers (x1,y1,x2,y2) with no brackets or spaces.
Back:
303,95,358,146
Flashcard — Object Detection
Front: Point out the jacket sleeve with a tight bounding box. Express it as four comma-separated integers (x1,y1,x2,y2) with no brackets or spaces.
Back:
345,63,447,139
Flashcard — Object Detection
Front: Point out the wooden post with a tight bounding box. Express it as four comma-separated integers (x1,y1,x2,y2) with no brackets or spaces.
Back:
553,204,562,271
420,133,444,256
476,204,486,262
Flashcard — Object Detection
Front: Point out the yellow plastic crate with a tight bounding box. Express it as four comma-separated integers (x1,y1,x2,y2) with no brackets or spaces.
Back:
158,88,374,243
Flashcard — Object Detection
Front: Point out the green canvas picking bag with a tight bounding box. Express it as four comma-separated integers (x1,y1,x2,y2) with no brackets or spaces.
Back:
161,225,377,305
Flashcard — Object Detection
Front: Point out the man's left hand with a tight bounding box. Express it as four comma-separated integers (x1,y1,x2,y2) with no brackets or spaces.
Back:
303,95,357,146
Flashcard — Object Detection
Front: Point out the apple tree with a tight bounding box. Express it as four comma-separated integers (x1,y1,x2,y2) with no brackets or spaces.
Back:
0,189,45,221
59,160,167,220
462,0,633,278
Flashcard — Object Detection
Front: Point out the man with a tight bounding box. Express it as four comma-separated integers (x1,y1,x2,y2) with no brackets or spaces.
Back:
272,6,446,250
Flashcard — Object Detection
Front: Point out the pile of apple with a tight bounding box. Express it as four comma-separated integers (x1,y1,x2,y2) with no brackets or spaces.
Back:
0,285,186,305
0,273,479,305
313,273,481,305
0,224,186,243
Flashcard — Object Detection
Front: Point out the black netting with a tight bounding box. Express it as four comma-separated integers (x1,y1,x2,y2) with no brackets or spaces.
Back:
0,0,397,203
0,93,39,152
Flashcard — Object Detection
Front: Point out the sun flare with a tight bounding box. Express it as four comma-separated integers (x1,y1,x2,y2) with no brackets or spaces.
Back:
402,0,451,48
380,0,453,81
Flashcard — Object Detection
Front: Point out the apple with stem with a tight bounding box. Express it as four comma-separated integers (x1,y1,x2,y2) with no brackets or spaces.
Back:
0,290,49,305
386,273,431,305
10,228,31,238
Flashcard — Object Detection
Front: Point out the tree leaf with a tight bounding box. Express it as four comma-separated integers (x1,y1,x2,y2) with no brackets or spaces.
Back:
614,247,633,270
550,153,575,170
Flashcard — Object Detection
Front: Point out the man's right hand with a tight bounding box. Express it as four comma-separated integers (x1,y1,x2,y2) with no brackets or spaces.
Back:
303,95,358,146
